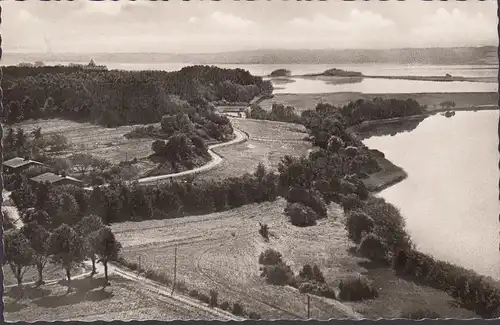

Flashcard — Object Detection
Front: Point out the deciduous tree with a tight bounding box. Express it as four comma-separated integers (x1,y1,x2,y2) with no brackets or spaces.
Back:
90,227,122,286
49,224,85,291
4,229,35,288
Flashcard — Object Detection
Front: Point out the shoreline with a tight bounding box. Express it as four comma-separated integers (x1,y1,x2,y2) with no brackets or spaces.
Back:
289,74,496,83
259,92,498,113
354,106,498,193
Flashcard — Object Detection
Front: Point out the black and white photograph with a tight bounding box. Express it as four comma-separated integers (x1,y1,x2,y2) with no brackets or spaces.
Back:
0,0,498,322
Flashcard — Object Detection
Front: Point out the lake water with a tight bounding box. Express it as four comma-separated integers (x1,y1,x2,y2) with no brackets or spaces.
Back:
7,60,498,95
271,77,497,94
363,110,500,278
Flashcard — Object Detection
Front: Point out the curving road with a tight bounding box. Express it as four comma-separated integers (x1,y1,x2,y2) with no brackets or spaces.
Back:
83,128,248,190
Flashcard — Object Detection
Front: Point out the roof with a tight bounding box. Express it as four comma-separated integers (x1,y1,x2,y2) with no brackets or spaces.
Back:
3,157,43,169
30,172,82,185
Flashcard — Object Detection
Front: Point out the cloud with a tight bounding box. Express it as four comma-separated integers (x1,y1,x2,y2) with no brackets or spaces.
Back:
188,17,199,24
18,9,44,24
409,8,497,47
81,1,125,17
287,10,395,32
211,11,255,29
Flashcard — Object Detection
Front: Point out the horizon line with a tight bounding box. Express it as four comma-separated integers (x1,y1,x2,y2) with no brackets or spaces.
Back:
4,45,497,56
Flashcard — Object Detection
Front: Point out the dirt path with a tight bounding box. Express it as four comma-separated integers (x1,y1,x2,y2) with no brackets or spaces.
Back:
87,261,241,320
83,127,248,190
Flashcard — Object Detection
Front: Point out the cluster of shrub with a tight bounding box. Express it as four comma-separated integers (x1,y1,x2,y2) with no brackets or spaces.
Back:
10,163,280,225
2,126,70,162
258,248,377,302
248,103,302,124
117,256,261,319
4,212,121,292
132,112,233,176
127,111,233,143
2,65,273,126
248,98,500,318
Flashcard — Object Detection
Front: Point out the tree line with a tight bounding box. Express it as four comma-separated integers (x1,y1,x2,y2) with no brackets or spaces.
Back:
2,65,273,126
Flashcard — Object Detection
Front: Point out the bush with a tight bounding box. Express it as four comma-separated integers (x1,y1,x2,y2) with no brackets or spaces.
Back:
260,261,295,286
298,264,325,283
340,194,363,212
258,222,269,241
188,289,199,298
357,234,390,262
232,302,245,316
198,293,210,304
338,276,378,301
400,309,441,319
248,311,262,319
299,282,336,299
287,187,327,219
175,280,188,293
345,210,375,244
220,301,230,311
209,289,218,307
284,202,318,227
259,249,283,266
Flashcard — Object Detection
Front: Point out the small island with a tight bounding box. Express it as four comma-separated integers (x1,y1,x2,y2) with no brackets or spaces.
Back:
269,69,292,77
304,68,363,77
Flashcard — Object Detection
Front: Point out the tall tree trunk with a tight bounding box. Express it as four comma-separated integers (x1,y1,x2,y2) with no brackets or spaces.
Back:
104,260,109,287
16,267,22,287
65,268,71,292
36,263,44,285
91,256,97,276
104,260,108,281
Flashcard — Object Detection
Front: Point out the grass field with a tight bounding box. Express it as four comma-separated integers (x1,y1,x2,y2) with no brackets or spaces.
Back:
260,92,498,113
112,198,477,320
4,274,216,322
15,119,155,164
197,119,312,181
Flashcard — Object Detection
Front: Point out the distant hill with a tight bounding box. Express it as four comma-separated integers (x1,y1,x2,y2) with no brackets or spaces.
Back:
5,46,498,66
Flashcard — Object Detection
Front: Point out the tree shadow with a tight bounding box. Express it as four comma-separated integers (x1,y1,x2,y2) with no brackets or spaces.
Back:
6,285,51,301
86,289,114,302
347,246,358,256
4,301,28,313
57,276,106,292
34,277,111,308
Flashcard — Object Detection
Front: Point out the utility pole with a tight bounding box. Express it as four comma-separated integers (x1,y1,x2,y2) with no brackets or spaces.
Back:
307,294,311,319
171,246,177,295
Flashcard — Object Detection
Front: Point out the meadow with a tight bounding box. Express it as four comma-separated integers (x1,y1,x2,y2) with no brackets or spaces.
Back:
14,118,155,165
112,198,477,320
197,118,312,181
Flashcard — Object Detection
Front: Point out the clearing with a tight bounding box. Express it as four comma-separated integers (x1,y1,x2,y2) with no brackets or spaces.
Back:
260,92,498,113
196,118,312,181
112,198,477,320
14,119,155,165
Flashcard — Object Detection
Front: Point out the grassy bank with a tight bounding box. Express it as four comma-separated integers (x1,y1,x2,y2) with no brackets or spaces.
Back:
361,155,407,193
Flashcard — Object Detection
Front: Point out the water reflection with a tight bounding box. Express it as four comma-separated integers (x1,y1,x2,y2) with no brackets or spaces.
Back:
273,77,497,94
363,111,500,278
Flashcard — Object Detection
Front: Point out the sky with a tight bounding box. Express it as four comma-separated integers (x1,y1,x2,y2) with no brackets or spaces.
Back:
2,0,498,53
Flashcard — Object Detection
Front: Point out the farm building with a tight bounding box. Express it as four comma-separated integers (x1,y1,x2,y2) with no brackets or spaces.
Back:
3,157,44,174
29,172,83,188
